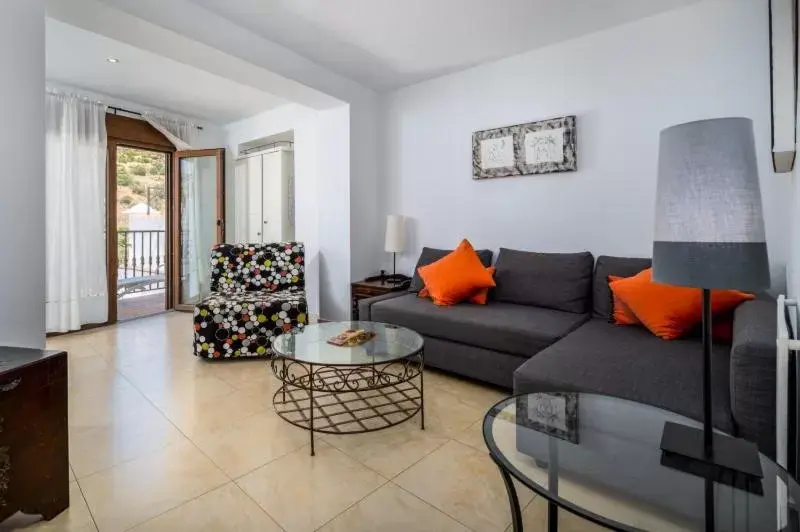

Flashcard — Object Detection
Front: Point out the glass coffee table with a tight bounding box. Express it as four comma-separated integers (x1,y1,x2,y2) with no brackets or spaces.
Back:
484,393,800,531
271,321,424,455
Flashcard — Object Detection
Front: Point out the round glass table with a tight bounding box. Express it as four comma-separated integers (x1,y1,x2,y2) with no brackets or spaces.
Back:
484,393,800,531
271,321,425,455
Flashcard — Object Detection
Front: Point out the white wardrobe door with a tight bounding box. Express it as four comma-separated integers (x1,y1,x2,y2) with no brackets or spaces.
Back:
233,159,248,242
246,155,263,242
261,151,284,243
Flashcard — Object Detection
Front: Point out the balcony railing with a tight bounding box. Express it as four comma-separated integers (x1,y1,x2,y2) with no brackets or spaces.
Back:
117,229,166,296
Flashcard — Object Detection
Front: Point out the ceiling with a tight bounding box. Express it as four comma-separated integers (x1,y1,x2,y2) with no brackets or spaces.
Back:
46,18,289,124
185,0,701,90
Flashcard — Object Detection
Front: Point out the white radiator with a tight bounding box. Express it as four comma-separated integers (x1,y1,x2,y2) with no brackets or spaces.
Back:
777,294,797,469
777,295,795,529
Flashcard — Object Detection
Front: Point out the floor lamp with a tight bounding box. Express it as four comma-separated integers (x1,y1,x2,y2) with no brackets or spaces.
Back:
653,118,770,479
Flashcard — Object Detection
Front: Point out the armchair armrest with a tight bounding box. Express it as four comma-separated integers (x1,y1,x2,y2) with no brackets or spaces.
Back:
730,298,777,458
358,292,408,321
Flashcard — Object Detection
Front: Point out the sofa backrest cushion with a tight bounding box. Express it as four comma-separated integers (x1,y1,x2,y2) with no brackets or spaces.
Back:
210,242,305,293
592,255,651,319
493,248,594,313
408,247,493,292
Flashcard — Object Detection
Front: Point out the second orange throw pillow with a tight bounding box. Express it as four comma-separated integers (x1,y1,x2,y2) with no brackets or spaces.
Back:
610,268,754,340
417,239,496,306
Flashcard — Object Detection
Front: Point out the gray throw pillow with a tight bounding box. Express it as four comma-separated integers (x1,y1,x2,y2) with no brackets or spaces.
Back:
408,247,494,292
592,256,651,319
493,248,594,313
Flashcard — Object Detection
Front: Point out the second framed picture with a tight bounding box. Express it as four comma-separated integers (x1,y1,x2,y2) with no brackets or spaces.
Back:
472,115,577,179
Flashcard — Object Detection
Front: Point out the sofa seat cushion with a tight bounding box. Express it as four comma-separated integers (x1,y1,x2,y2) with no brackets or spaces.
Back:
194,288,308,359
370,293,588,358
513,318,734,433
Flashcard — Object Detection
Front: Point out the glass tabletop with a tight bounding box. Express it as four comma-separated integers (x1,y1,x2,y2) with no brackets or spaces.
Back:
271,321,424,366
484,393,800,531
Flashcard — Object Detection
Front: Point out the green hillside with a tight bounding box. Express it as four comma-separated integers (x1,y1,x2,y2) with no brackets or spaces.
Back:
116,147,167,214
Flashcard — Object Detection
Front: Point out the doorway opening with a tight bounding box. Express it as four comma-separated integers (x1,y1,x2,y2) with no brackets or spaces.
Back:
115,146,169,320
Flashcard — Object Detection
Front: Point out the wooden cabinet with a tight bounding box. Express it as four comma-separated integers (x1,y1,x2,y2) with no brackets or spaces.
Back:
234,147,294,244
0,348,69,524
351,278,410,320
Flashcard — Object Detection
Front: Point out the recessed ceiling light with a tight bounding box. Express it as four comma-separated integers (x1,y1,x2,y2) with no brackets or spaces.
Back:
106,57,119,64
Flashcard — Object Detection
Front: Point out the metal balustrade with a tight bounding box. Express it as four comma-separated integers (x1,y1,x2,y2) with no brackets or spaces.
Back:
117,229,166,296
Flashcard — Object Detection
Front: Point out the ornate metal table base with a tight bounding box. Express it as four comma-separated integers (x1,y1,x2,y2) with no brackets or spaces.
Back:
271,352,424,456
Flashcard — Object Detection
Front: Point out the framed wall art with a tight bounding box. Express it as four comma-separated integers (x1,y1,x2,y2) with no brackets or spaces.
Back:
472,115,577,179
516,392,579,444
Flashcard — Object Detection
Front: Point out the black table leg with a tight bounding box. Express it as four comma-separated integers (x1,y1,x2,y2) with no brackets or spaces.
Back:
419,357,425,430
548,500,558,532
492,455,523,532
309,384,315,456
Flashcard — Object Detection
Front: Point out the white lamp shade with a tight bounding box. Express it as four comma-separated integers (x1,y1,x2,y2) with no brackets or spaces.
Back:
384,215,406,253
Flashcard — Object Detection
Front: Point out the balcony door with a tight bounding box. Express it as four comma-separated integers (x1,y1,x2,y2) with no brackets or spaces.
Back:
171,149,225,311
107,114,177,324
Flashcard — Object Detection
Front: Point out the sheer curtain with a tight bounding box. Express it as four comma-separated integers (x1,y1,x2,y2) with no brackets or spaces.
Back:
143,114,206,301
46,94,108,332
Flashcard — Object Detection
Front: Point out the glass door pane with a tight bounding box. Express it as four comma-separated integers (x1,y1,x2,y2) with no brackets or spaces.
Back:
173,149,224,309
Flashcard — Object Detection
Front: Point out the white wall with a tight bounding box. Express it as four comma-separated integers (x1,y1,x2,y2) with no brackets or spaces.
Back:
382,0,789,292
787,6,800,300
1,0,45,348
317,105,352,320
224,104,322,318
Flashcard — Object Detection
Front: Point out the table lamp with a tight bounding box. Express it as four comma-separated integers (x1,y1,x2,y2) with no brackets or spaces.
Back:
654,117,770,478
384,215,406,282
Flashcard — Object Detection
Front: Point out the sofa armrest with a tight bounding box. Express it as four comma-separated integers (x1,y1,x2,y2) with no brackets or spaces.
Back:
358,292,408,321
730,298,777,458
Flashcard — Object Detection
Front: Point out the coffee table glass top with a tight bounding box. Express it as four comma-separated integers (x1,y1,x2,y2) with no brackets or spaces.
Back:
271,321,423,366
484,393,800,531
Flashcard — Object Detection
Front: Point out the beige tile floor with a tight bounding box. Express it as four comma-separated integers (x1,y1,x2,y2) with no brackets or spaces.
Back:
6,311,603,532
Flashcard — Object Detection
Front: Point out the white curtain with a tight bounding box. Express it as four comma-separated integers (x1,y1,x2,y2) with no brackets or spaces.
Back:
46,94,108,332
143,114,206,301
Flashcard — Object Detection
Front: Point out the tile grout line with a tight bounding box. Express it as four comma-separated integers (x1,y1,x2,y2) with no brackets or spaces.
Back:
311,476,392,532
73,474,101,532
230,475,289,532
76,324,237,530
119,482,231,532
390,480,479,532
311,399,479,531
109,337,295,531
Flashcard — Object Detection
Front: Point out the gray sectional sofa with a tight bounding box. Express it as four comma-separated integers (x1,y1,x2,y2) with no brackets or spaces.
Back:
358,249,778,457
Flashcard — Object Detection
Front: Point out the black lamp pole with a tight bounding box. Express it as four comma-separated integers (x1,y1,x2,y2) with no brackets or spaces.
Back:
701,289,712,457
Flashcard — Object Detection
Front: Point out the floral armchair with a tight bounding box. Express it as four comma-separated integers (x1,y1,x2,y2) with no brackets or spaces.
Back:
193,242,308,359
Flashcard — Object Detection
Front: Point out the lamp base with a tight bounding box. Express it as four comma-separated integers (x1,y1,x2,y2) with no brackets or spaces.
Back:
660,421,763,479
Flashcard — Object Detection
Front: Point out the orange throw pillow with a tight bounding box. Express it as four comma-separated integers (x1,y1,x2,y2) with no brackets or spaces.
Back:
608,275,640,326
417,240,496,306
610,268,755,340
419,266,495,304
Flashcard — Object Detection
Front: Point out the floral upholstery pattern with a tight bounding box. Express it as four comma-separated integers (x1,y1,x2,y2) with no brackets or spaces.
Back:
194,242,307,359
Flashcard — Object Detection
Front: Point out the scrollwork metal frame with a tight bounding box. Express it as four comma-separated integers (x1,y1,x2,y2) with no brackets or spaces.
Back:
270,346,425,456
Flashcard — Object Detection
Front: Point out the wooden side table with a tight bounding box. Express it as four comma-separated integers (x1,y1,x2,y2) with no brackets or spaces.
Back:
351,277,410,320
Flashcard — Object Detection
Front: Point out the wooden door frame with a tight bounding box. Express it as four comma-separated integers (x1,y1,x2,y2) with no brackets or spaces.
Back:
107,137,175,324
171,148,226,311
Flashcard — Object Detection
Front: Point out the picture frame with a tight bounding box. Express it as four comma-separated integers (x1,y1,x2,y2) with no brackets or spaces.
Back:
472,115,577,179
516,392,579,444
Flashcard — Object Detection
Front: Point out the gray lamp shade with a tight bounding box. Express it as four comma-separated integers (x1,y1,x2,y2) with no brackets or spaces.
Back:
652,118,770,291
